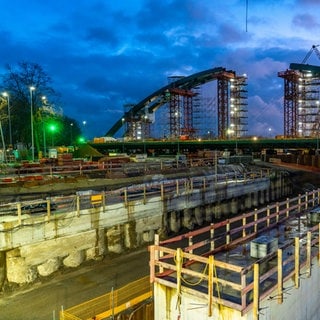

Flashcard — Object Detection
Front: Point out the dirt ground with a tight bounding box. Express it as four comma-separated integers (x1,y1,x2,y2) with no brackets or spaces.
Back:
0,249,149,320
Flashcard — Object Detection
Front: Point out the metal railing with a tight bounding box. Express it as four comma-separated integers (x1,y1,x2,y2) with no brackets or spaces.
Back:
60,276,152,320
0,169,271,226
149,190,320,318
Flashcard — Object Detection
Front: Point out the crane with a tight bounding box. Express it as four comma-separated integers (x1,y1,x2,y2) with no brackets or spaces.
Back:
301,44,320,64
290,45,320,73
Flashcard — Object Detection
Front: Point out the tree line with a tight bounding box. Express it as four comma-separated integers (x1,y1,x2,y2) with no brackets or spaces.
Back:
0,61,82,159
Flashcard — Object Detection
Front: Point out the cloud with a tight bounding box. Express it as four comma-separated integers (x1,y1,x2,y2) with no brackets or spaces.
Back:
0,0,318,139
292,13,320,30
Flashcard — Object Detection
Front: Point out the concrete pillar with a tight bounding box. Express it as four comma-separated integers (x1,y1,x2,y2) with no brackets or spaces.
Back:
245,193,252,209
124,222,137,249
252,191,259,207
0,251,5,290
212,203,221,220
220,201,229,217
259,190,265,205
169,211,181,233
270,181,276,201
275,176,281,198
182,208,194,230
205,205,212,222
230,198,238,215
106,225,124,254
265,188,270,203
239,196,246,212
194,207,204,226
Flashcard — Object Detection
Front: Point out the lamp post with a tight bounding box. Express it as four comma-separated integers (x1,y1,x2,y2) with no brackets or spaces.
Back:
30,86,36,161
143,115,147,154
70,123,73,145
121,118,125,153
316,101,320,153
82,120,87,142
2,92,12,147
41,96,47,157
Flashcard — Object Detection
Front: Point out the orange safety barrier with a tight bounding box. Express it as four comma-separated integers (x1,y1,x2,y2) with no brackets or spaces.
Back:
60,276,152,320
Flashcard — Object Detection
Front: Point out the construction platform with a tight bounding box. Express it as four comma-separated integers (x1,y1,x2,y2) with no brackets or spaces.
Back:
150,189,320,320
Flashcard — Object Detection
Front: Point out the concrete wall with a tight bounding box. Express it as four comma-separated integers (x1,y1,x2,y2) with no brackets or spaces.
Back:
0,174,290,288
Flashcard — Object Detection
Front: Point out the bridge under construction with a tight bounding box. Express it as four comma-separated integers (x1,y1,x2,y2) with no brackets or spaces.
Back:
104,45,320,142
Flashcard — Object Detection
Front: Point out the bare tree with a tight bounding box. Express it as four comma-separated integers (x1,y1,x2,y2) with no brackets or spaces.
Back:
1,62,80,158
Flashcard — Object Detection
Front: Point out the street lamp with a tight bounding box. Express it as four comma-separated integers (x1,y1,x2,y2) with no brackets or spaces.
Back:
82,120,87,141
2,92,12,147
121,118,125,153
30,86,36,161
316,101,320,152
70,123,74,145
41,96,47,157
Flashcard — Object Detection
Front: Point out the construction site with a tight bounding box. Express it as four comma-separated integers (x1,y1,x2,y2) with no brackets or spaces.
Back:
1,47,320,320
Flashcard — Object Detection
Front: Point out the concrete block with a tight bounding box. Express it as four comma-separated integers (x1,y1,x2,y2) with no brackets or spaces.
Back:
37,258,60,276
7,256,37,284
63,250,85,268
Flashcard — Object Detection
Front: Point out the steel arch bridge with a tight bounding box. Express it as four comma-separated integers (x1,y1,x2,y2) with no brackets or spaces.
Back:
106,67,248,140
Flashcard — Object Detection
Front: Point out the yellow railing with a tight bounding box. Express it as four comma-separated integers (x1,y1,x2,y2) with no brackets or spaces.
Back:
60,276,152,320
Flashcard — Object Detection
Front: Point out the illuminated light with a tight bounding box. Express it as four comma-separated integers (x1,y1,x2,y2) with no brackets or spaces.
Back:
77,136,86,144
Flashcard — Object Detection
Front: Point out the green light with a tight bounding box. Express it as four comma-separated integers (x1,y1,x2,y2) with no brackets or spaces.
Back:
78,137,85,144
49,124,56,132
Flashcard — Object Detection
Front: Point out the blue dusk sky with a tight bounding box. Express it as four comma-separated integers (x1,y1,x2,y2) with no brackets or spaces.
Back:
0,0,319,139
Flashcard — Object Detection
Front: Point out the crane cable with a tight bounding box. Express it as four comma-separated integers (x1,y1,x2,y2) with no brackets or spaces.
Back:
245,0,248,32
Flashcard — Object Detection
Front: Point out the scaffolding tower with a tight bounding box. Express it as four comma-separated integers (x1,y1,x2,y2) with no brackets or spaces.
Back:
279,67,320,138
278,70,300,138
217,71,236,139
123,104,152,140
297,74,320,137
229,75,248,138
168,88,196,139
